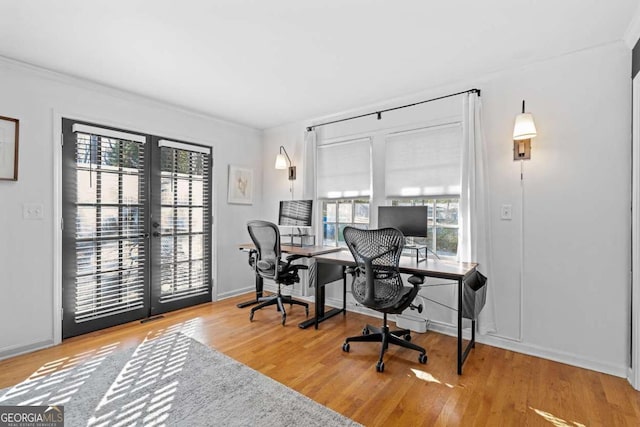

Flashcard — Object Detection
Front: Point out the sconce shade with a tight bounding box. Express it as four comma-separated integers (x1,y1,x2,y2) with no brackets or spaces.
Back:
513,113,537,140
275,154,287,169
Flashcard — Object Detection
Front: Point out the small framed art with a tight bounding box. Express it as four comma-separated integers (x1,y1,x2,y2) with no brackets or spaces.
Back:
0,115,19,181
227,165,253,205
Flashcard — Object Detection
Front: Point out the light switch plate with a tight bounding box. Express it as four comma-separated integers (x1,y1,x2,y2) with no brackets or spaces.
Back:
501,204,512,220
23,203,44,220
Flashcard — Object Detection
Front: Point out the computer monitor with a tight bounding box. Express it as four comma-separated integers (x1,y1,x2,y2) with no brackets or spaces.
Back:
278,200,313,227
378,206,428,237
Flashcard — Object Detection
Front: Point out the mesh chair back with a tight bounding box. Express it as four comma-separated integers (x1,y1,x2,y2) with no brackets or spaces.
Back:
247,220,281,280
343,227,406,310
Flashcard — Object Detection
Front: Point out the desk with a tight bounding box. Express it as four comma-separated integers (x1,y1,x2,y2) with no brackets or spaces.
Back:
236,244,342,308
309,250,478,375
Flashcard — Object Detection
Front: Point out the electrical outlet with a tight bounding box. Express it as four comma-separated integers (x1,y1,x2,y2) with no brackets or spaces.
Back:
500,204,512,220
23,203,44,220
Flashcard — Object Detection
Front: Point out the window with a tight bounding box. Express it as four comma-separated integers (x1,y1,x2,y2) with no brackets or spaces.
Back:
390,198,459,257
321,199,370,246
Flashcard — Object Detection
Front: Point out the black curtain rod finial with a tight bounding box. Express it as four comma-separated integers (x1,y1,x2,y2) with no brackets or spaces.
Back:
306,126,313,132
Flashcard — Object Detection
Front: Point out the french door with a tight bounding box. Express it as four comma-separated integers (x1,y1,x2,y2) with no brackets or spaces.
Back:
61,119,212,339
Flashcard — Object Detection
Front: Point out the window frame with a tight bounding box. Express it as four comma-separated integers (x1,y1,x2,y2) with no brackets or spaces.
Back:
388,197,460,259
319,198,371,247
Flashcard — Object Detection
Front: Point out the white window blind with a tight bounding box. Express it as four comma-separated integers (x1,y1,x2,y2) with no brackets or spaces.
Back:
158,139,211,154
317,138,371,199
384,123,462,198
73,131,147,323
159,145,211,302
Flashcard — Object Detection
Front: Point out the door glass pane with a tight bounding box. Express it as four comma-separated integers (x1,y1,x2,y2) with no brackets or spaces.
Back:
158,145,210,303
77,170,96,204
77,207,96,239
100,173,119,204
176,208,190,233
122,175,139,204
161,208,174,233
191,235,203,260
176,179,190,204
100,207,119,238
177,235,190,262
191,208,203,233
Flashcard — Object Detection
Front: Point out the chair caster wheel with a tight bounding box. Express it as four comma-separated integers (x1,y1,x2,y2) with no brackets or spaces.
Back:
404,334,411,342
249,312,254,322
362,327,370,335
342,343,350,352
419,353,427,364
376,361,385,372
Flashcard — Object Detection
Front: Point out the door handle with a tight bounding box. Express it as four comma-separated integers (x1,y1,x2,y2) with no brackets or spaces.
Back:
153,222,160,228
153,231,161,237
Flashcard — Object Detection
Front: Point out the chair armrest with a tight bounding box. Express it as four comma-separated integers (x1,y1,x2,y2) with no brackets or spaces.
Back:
282,254,309,271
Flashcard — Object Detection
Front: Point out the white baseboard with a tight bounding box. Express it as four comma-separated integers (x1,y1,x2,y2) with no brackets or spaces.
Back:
217,286,255,300
0,339,55,361
327,299,628,379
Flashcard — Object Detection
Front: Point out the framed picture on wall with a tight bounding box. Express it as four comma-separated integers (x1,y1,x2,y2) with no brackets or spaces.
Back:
0,115,19,181
227,165,254,205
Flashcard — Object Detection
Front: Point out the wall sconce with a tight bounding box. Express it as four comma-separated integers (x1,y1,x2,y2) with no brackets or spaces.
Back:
513,100,537,160
275,145,296,180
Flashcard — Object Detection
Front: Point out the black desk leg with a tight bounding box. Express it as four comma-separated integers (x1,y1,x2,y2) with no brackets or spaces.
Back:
299,263,345,329
236,276,263,308
343,268,347,314
457,277,463,375
457,275,477,375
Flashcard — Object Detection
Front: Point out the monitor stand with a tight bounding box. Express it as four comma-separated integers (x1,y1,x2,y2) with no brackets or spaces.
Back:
281,228,316,247
404,236,428,263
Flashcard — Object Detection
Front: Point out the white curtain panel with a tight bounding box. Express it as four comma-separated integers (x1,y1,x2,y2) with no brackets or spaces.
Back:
458,92,497,334
303,129,316,200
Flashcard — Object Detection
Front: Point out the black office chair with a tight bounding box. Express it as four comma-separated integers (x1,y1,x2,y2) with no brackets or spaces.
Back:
341,226,427,372
247,220,309,326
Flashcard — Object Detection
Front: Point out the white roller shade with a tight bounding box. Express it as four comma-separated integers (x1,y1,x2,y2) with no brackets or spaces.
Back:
385,123,462,198
317,138,371,199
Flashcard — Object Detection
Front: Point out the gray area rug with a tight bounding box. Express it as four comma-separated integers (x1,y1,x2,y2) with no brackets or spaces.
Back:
0,332,359,427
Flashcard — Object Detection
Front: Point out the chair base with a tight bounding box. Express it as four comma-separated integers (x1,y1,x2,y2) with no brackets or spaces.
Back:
342,314,427,372
249,291,309,326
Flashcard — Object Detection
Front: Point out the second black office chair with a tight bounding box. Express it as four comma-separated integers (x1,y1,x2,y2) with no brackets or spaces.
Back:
342,226,427,372
247,220,309,326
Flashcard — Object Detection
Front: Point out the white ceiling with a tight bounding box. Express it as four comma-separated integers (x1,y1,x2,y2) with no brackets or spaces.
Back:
0,1,637,129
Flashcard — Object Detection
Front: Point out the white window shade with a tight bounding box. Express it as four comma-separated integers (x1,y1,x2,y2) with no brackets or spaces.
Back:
385,123,462,198
317,138,371,199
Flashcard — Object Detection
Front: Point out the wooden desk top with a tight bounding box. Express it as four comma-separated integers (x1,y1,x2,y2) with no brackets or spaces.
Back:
238,243,343,257
314,250,478,281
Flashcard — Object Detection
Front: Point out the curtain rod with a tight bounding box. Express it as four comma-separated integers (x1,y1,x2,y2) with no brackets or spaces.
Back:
306,88,481,132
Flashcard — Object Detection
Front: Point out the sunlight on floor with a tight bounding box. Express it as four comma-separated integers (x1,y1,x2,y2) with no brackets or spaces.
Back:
0,317,201,427
0,342,119,406
530,406,586,427
88,319,198,427
410,368,454,388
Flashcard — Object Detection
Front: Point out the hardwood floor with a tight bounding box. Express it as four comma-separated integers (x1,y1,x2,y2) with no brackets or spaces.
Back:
1,294,639,426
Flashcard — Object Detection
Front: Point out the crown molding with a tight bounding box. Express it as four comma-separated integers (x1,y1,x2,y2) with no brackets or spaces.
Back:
0,54,260,133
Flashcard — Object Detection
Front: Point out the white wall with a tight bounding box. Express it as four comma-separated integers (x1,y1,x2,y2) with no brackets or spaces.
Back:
260,41,632,376
0,57,263,358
